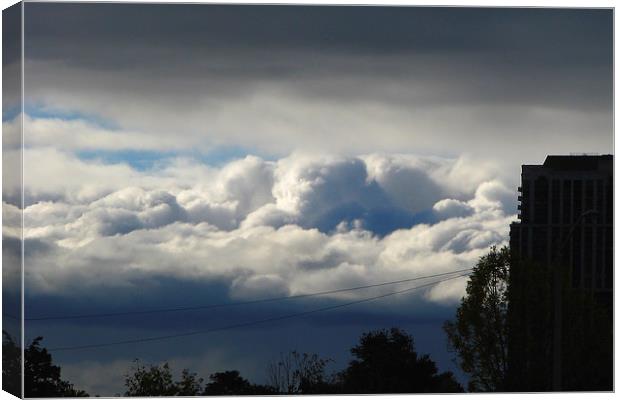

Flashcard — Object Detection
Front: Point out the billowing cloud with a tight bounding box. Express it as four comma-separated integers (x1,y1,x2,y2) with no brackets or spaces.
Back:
432,199,474,220
14,149,514,306
20,114,183,151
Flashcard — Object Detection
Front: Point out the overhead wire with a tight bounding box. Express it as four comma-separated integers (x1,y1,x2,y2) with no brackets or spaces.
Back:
27,268,473,321
48,272,472,352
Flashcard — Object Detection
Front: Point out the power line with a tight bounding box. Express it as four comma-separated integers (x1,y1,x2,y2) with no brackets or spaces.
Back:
48,272,471,352
27,268,473,321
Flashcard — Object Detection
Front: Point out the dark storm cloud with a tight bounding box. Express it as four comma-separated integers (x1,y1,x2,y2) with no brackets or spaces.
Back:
19,4,612,161
24,5,611,62
22,4,612,132
2,3,21,66
24,276,449,333
3,4,22,120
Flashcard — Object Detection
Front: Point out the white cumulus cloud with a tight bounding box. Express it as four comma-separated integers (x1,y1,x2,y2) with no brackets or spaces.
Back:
13,150,516,307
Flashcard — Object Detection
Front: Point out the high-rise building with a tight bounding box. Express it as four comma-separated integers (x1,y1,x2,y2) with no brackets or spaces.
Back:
509,155,613,299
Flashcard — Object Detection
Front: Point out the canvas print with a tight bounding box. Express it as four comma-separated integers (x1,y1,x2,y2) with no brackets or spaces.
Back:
2,3,614,397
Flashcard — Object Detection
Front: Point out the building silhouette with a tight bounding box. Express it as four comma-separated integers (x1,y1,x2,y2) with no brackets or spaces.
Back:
509,155,613,301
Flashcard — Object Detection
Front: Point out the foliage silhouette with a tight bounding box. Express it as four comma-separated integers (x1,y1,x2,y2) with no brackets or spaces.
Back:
337,328,464,393
176,369,205,396
445,246,613,392
266,351,333,394
443,246,509,391
3,331,22,397
121,328,461,396
204,370,276,395
124,361,277,396
124,359,207,396
23,336,88,397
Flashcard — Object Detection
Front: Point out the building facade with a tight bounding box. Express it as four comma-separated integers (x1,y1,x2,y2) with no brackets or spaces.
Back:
509,155,613,296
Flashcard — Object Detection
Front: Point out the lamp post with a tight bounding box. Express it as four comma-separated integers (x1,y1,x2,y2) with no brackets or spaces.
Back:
551,209,598,391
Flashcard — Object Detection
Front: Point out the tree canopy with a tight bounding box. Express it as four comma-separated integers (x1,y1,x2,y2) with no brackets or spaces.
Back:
338,328,463,393
445,246,613,392
3,331,22,397
205,370,276,395
124,360,179,396
23,336,88,397
443,246,509,391
266,351,333,394
120,328,462,396
124,361,277,396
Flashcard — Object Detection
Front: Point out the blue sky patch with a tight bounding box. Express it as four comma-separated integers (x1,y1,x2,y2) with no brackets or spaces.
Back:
76,149,178,170
25,104,120,130
2,105,21,122
76,145,272,171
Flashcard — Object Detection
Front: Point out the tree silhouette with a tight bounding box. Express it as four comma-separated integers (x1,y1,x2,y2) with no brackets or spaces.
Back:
3,331,22,397
266,351,333,394
204,370,276,395
204,370,250,395
443,246,509,391
124,359,221,396
23,336,88,397
446,246,613,392
124,360,277,396
338,328,463,393
176,369,205,396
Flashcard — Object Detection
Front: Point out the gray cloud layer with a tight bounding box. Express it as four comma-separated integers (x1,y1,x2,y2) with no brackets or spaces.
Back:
21,5,612,172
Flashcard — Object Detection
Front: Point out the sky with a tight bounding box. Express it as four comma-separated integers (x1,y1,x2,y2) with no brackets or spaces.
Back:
1,3,613,395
